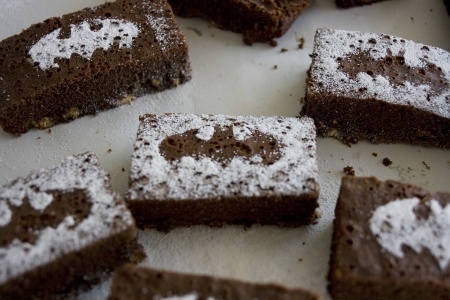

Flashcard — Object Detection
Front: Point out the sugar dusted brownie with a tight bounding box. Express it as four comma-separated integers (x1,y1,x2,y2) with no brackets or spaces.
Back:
302,28,450,148
167,0,311,45
108,264,319,300
127,113,319,230
0,0,191,135
329,176,450,300
0,152,141,299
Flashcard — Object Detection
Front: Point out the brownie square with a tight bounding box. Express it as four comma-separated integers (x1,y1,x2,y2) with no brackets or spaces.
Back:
167,0,311,45
108,264,319,300
0,152,141,299
126,113,319,230
328,176,450,299
0,0,191,135
302,28,450,148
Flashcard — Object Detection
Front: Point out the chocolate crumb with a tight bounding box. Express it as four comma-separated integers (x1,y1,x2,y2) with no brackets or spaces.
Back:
422,161,431,170
343,166,355,176
270,40,278,47
280,48,288,53
382,157,393,166
298,37,305,49
122,167,126,172
107,149,112,153
273,65,278,69
372,152,378,157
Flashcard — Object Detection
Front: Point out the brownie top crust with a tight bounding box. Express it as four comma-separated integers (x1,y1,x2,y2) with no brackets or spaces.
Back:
127,114,318,201
0,152,134,285
307,28,450,119
0,0,186,105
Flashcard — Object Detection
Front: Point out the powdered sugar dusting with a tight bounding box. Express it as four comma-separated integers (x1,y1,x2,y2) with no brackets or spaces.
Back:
128,114,318,201
0,152,134,284
195,126,215,141
310,28,450,119
369,198,450,270
29,18,140,70
144,5,183,52
156,293,199,300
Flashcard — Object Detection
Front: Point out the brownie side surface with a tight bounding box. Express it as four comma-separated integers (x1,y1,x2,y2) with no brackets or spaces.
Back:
167,0,311,44
0,152,140,299
108,264,319,300
302,28,450,148
126,113,319,230
328,176,450,300
0,0,191,135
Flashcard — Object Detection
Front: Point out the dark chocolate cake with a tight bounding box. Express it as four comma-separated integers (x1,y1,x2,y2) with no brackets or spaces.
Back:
108,264,319,300
302,28,450,148
167,0,311,45
126,113,319,231
329,176,450,300
0,152,141,299
0,0,191,135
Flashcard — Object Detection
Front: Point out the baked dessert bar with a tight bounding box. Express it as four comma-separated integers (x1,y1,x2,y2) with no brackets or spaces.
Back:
0,0,191,135
167,0,311,45
329,176,450,300
108,264,319,300
302,28,450,148
0,152,141,299
336,0,389,8
126,113,319,231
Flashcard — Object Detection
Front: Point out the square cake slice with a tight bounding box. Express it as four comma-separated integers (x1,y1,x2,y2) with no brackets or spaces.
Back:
0,0,191,135
0,152,142,299
126,113,319,230
108,264,319,300
329,176,450,300
167,0,311,45
302,28,450,148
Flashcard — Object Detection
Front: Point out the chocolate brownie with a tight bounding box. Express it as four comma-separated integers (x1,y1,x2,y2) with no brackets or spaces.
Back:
329,176,450,300
302,28,450,148
0,0,191,135
0,152,142,299
336,0,389,8
167,0,311,45
126,113,319,231
108,264,319,300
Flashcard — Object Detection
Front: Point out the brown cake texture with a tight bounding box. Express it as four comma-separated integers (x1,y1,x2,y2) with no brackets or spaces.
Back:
0,0,191,135
0,152,142,299
167,0,311,45
302,28,450,149
336,0,389,8
126,113,319,231
329,176,450,300
108,264,319,300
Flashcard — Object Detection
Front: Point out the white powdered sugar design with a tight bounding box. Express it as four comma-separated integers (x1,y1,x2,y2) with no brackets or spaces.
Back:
0,152,134,284
128,114,318,201
310,28,450,119
155,293,217,300
28,18,140,70
369,198,450,270
145,6,182,51
195,125,215,141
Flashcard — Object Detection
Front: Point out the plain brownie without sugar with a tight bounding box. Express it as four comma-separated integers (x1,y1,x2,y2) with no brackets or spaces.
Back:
0,152,142,299
302,28,450,148
167,0,311,45
108,264,319,300
329,176,450,300
0,0,191,135
126,113,320,231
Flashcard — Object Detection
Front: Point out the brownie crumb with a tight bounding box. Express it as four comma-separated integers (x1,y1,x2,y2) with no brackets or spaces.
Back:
298,37,305,49
343,166,355,176
122,167,126,172
372,152,378,157
270,40,278,47
273,65,278,69
422,161,431,170
280,48,288,53
382,157,393,166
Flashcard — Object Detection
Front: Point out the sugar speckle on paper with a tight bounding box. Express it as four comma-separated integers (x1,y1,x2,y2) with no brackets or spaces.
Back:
369,197,450,270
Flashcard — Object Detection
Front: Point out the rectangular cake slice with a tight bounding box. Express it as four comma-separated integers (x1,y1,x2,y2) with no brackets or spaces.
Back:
0,152,142,299
108,264,319,300
329,176,450,300
167,0,311,45
126,113,319,231
0,0,191,135
302,28,450,148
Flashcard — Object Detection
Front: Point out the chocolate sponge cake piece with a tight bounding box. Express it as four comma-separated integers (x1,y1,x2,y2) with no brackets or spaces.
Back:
167,0,311,45
336,0,389,8
302,28,450,148
0,152,141,299
329,176,450,300
126,113,319,231
0,0,191,135
108,264,319,300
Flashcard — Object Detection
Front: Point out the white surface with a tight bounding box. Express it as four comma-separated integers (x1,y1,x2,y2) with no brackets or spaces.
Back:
0,0,449,299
